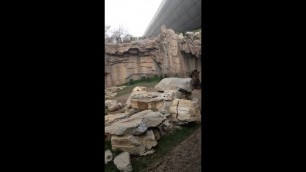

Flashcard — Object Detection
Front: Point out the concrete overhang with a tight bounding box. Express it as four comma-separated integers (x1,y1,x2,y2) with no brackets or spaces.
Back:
143,0,201,37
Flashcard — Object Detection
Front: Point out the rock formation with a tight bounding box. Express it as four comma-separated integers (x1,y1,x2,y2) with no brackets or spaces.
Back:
105,149,113,165
113,152,132,172
105,26,201,88
104,78,201,157
105,100,123,112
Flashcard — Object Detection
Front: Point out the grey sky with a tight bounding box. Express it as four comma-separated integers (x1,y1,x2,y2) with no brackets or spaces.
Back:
105,0,163,37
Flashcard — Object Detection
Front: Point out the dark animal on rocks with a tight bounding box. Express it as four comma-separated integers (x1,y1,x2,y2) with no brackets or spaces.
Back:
190,69,201,90
178,88,192,100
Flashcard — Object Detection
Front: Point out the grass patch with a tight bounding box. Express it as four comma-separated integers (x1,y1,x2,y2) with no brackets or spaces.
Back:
105,123,200,172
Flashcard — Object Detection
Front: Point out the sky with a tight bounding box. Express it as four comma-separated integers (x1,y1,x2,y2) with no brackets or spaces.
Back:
105,0,163,37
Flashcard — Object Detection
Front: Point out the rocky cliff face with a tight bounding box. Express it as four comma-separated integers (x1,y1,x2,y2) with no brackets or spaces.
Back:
105,26,201,88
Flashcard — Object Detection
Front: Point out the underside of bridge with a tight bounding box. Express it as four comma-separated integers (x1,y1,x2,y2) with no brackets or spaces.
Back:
143,0,201,37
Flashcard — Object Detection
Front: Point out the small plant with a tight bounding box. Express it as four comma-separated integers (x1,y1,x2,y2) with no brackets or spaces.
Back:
105,106,108,115
154,74,159,80
159,74,164,80
147,76,152,82
141,76,146,81
129,78,134,85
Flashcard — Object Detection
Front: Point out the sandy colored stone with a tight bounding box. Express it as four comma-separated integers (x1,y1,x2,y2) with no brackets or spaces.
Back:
127,91,164,111
105,149,113,165
132,122,148,135
105,118,142,136
105,113,127,126
113,152,132,172
143,111,165,127
105,110,153,135
105,92,117,99
170,99,200,123
111,130,157,155
105,25,201,87
155,78,192,92
105,100,122,112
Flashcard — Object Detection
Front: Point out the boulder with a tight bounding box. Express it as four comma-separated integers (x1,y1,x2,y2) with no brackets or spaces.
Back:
105,149,113,165
154,78,193,92
169,99,200,123
142,111,166,127
160,119,172,131
105,113,127,126
113,152,132,172
159,90,176,101
105,100,123,112
105,110,151,135
124,108,141,116
105,110,166,136
125,91,158,108
111,130,158,155
127,91,163,111
132,122,148,135
127,90,180,113
105,117,143,136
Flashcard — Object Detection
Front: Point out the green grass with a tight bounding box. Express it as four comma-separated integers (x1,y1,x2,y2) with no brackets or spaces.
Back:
105,123,200,172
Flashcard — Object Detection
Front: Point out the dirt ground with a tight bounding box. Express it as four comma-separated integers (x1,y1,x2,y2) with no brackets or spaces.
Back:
112,87,202,171
146,127,201,172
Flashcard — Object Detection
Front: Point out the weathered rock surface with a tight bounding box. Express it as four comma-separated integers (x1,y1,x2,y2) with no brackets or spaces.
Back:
105,39,158,55
105,92,117,100
126,86,147,108
155,78,193,92
169,99,201,123
160,119,176,133
132,122,148,136
105,26,201,87
105,110,165,136
105,113,128,126
180,31,201,58
126,91,162,110
105,100,123,112
124,108,141,116
159,90,177,101
111,130,158,155
105,149,113,165
126,89,188,112
105,86,126,99
143,112,166,127
105,117,143,136
113,152,132,172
